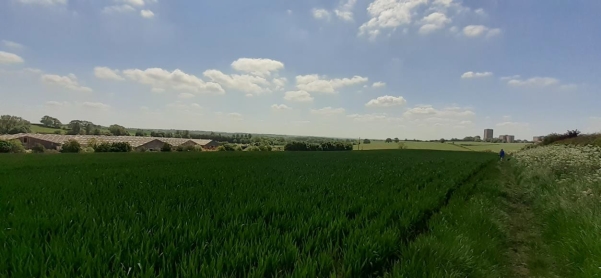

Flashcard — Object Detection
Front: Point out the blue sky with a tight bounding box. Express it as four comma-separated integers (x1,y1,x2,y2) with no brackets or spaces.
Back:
1,0,600,140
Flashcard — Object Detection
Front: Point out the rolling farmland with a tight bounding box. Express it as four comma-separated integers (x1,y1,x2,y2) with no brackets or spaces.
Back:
0,150,499,277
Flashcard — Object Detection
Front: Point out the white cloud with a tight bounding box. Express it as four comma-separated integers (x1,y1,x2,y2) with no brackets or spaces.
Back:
403,105,475,119
461,71,493,79
296,74,368,93
312,8,331,20
496,122,529,128
474,8,487,16
372,81,386,88
287,9,292,15
123,68,225,94
120,0,145,7
463,25,501,38
140,10,155,18
271,104,292,111
41,74,93,92
2,40,24,50
203,69,272,95
365,95,407,108
167,101,203,112
358,0,429,39
284,90,314,102
102,5,135,13
177,93,195,99
230,58,284,77
17,0,66,5
311,107,345,116
418,12,451,34
334,0,357,21
94,67,125,81
82,102,111,110
507,77,560,88
0,51,24,64
227,112,243,121
347,113,397,123
272,77,287,91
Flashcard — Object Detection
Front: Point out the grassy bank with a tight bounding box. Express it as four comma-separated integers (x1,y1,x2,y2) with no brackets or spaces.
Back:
512,145,601,277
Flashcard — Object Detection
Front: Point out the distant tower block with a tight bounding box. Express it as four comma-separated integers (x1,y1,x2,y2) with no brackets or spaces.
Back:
484,129,494,141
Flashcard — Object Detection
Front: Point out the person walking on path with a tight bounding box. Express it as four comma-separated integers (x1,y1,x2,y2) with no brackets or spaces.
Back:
499,149,506,161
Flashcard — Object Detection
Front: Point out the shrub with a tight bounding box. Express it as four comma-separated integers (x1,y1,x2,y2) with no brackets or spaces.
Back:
0,140,12,153
217,144,237,151
161,143,173,152
397,143,407,150
61,139,82,153
9,140,25,153
110,142,132,152
176,145,185,152
32,143,46,153
93,142,112,153
137,147,147,152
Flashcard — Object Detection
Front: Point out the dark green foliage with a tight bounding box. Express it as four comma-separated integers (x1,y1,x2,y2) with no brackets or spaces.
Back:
217,144,237,151
93,142,112,153
385,138,392,143
60,139,82,153
0,115,31,134
109,124,129,136
32,143,46,153
161,143,172,152
0,150,495,277
40,115,62,128
109,142,132,152
284,141,352,151
363,139,371,144
0,140,11,153
542,129,582,145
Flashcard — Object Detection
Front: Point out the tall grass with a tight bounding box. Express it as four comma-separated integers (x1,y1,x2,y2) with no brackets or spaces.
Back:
0,151,495,277
513,145,601,277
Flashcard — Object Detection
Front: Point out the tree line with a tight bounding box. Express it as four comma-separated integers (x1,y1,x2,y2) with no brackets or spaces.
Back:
284,141,353,151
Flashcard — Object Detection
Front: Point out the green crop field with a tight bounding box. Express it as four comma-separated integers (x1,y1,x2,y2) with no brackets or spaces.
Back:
0,150,497,277
356,141,531,153
30,124,63,134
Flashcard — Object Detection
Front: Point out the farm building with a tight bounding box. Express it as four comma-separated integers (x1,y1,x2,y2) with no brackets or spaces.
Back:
0,134,219,151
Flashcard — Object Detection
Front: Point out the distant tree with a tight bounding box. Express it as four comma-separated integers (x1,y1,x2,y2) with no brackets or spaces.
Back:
183,130,190,138
440,138,446,143
0,115,32,134
474,136,482,142
463,136,475,141
109,124,129,136
394,138,400,143
110,142,132,152
363,139,371,144
9,140,25,153
0,140,12,153
135,129,145,137
85,123,94,135
61,139,82,153
67,120,96,135
92,128,101,136
53,130,63,135
40,115,62,128
385,138,393,143
32,143,46,153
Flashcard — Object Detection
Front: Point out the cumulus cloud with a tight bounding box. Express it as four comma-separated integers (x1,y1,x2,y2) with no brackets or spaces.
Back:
365,95,407,108
271,104,292,111
230,58,284,77
347,113,397,123
284,90,314,102
507,77,560,88
0,51,24,64
41,74,93,92
140,10,155,18
358,0,428,39
123,68,225,94
461,71,493,79
203,69,272,95
94,67,125,81
418,12,451,34
120,0,145,7
403,105,475,119
311,107,345,116
463,25,501,38
500,75,521,81
272,77,287,91
296,74,368,93
17,0,66,5
334,0,357,21
45,101,70,107
372,81,386,88
312,8,331,20
2,40,24,50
